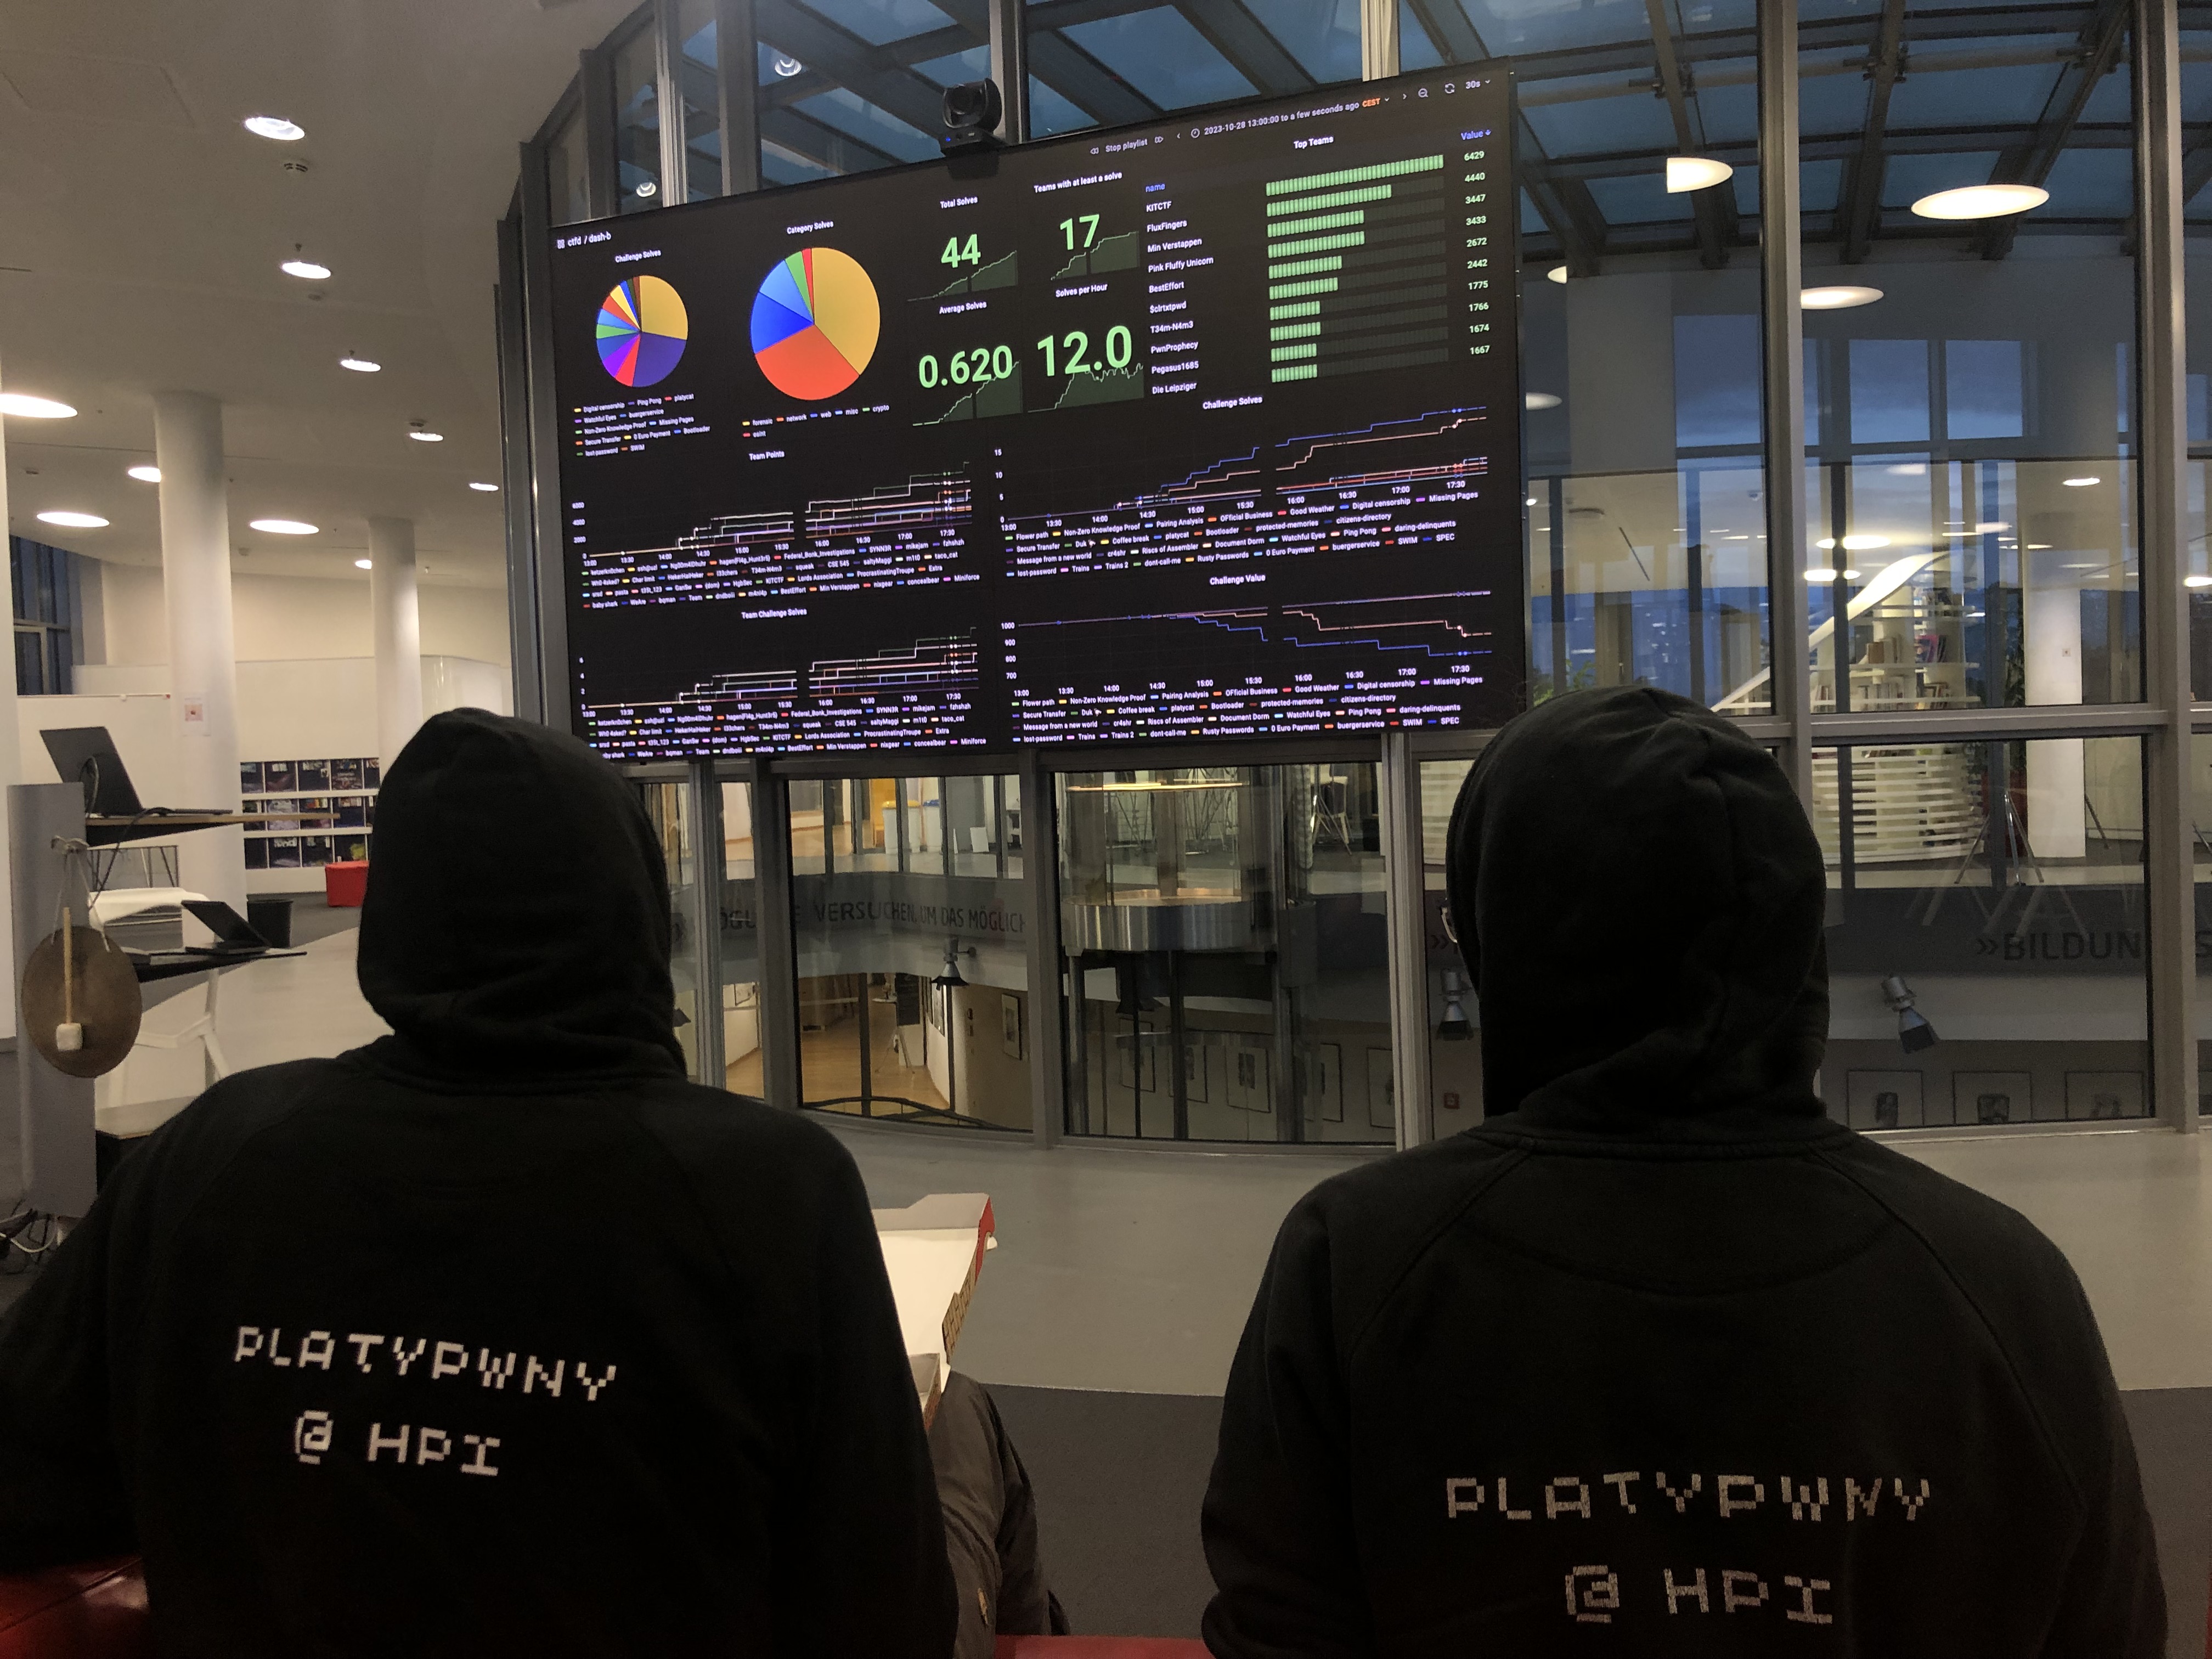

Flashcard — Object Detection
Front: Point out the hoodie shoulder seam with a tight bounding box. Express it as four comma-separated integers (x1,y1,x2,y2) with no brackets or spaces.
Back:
1811,1146,2091,1519
1339,1147,1531,1369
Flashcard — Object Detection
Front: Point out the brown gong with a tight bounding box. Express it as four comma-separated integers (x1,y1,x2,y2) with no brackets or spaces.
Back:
21,915,142,1077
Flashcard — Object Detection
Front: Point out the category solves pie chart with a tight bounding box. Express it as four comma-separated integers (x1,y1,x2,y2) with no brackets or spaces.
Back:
749,247,881,400
596,275,689,387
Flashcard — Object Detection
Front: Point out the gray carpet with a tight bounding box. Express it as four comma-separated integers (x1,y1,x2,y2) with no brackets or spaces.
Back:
992,1384,1222,1637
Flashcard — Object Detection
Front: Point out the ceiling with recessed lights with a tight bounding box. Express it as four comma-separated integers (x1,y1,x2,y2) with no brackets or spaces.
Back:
0,0,634,586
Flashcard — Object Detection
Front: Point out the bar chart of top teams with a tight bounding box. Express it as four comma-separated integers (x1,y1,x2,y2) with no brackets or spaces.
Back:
552,66,1524,759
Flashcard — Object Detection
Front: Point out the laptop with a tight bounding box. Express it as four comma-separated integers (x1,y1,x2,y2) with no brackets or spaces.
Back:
40,725,224,818
41,727,143,816
181,900,272,954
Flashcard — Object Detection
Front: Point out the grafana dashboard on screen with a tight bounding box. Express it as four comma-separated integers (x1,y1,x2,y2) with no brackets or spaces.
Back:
550,65,1525,758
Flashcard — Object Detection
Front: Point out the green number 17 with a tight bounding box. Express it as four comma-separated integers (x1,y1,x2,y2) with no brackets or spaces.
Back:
1059,215,1099,251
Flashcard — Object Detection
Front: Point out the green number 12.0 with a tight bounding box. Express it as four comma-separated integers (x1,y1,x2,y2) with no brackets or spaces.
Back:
1035,326,1132,377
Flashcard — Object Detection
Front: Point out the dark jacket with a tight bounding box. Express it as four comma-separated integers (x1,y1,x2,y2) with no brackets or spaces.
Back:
1201,686,2162,1657
0,709,956,1659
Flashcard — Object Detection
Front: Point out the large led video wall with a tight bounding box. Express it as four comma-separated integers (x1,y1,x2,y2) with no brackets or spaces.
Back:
550,66,1523,756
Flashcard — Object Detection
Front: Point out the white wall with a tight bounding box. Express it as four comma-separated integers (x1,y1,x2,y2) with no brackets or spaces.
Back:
91,562,510,669
32,658,511,785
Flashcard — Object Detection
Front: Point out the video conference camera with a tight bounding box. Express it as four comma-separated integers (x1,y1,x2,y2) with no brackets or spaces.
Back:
942,78,1004,151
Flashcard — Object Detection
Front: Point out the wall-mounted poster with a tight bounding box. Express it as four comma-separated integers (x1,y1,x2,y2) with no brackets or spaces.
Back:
1953,1071,2032,1126
263,762,296,794
296,760,331,791
244,839,269,870
1182,1036,1209,1104
1000,994,1022,1061
1365,1047,1395,1130
1847,1070,1925,1130
301,836,333,867
364,758,381,788
268,837,302,869
2065,1071,2145,1120
1225,1041,1270,1114
239,761,264,795
1305,1042,1343,1124
331,758,364,792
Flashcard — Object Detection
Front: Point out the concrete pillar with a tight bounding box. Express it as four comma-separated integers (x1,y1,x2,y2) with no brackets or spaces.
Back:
368,517,423,771
152,391,244,916
2024,549,2086,859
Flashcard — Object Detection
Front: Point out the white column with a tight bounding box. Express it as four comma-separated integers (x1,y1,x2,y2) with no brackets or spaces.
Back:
153,391,244,915
0,354,25,1040
2023,549,2086,859
368,517,422,771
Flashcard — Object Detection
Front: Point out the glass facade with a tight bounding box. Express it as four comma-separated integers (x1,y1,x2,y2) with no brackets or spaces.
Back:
1059,764,1392,1142
10,538,75,698
791,775,1033,1130
507,0,2207,1143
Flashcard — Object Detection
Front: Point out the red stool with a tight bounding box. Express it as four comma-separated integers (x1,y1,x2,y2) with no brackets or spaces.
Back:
324,860,369,908
0,1558,148,1659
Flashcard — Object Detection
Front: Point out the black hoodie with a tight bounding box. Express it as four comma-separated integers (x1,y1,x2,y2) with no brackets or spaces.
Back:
0,709,956,1658
1201,687,2162,1657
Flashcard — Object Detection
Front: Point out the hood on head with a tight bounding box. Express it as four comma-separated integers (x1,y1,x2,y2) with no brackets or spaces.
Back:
356,709,685,1082
1443,685,1828,1124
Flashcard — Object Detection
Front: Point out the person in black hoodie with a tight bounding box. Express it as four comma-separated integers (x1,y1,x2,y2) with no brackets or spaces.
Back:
0,709,956,1658
1201,685,2164,1656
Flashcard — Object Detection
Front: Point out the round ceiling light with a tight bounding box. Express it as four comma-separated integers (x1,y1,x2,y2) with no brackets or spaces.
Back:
1666,156,1734,193
0,393,77,419
2062,475,2100,487
1816,535,1891,551
1803,568,1862,582
281,258,331,280
127,465,161,483
1802,285,1883,310
355,558,374,570
244,115,306,141
1525,392,1561,410
408,427,445,443
36,511,108,529
468,481,500,492
249,518,319,535
1545,265,1568,284
2187,575,2212,589
338,356,381,373
1910,183,2048,221
772,54,804,76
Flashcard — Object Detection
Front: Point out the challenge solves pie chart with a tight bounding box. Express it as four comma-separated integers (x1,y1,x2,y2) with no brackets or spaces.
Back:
596,275,689,387
750,247,881,400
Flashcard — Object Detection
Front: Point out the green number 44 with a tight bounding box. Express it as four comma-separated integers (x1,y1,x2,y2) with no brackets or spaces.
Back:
940,233,980,268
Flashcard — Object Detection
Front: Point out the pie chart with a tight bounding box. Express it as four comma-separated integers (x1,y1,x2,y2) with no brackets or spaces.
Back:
750,247,880,400
597,275,689,387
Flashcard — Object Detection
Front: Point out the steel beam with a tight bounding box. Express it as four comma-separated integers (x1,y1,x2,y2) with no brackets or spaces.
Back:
717,0,765,192
494,208,543,725
1760,0,1813,803
1840,0,1908,262
749,759,803,1110
2133,0,2198,1130
1979,0,2130,258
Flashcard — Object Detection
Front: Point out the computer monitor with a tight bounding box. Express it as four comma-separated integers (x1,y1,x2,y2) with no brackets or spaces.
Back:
40,727,142,817
180,900,269,951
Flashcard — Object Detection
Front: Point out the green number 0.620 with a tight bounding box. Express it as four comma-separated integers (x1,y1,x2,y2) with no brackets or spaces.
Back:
918,345,1015,390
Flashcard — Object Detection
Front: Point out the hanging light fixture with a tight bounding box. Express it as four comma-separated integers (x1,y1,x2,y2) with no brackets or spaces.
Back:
1436,970,1474,1041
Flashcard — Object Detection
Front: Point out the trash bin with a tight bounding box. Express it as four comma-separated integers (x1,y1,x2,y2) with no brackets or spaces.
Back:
246,896,294,949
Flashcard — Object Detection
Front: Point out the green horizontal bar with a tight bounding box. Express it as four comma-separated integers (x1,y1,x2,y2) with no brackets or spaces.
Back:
1266,255,1344,281
1271,365,1318,382
1265,208,1366,239
1269,321,1321,341
1266,230,1365,261
1266,184,1392,218
1266,153,1443,199
1268,300,1322,320
1269,343,1317,362
1267,277,1340,300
